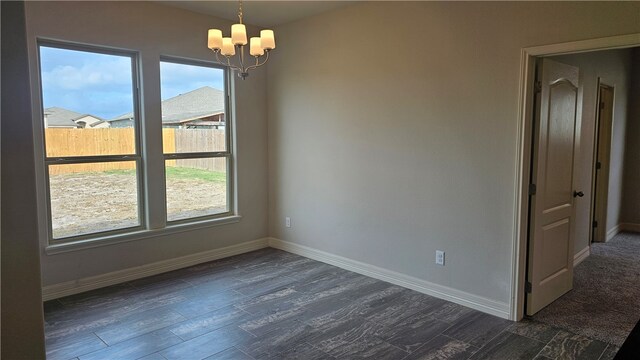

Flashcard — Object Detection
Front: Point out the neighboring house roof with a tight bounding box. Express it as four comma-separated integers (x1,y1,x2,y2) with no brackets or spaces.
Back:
74,114,109,128
44,107,109,128
44,107,82,128
111,86,225,124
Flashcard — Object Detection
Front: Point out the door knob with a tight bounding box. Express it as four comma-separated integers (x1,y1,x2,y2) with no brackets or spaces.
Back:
573,191,584,198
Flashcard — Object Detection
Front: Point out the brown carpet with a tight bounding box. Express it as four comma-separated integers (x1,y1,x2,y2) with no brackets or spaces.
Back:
531,232,640,346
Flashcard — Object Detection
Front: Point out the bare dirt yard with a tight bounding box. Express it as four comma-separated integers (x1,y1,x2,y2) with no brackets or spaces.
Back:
49,168,227,239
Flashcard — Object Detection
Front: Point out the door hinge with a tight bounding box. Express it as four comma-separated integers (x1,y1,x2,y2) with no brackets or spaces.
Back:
529,184,537,196
596,161,602,170
534,81,542,93
592,220,598,228
525,281,532,293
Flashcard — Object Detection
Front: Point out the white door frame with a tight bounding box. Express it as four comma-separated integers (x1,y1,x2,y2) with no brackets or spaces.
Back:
590,82,615,244
510,33,640,321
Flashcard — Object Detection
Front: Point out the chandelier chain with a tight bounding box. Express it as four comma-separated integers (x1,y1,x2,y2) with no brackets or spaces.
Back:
238,0,243,24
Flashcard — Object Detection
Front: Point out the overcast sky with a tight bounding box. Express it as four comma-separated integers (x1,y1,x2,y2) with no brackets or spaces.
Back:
40,46,224,119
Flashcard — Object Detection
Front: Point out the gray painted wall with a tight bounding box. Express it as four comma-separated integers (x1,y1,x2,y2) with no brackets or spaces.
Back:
267,2,640,305
1,1,46,357
622,49,640,226
552,49,633,251
24,1,269,287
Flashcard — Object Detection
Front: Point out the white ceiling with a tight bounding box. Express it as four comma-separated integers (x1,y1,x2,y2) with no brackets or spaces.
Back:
159,1,355,27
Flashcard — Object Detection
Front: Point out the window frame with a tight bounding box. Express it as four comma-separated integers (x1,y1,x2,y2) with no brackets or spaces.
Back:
159,56,234,224
37,40,146,244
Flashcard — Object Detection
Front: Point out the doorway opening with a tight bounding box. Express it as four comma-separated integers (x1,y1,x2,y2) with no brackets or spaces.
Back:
511,34,640,320
512,34,640,343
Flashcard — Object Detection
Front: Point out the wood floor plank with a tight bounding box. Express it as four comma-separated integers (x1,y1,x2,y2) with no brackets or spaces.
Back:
169,288,246,319
374,313,452,353
161,325,255,360
203,347,255,360
305,315,383,352
401,335,478,360
44,248,626,360
442,311,512,348
281,260,339,281
264,342,334,360
238,307,309,337
599,344,619,360
78,329,182,360
94,307,186,345
235,321,313,359
233,274,299,297
45,332,107,360
290,269,365,294
506,319,560,344
468,331,545,360
321,334,407,360
235,287,302,314
137,353,169,360
168,305,251,340
301,284,405,327
537,330,608,360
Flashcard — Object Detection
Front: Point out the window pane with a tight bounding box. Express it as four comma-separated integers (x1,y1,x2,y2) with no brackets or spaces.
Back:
160,61,226,153
40,46,136,157
49,162,140,239
165,158,228,221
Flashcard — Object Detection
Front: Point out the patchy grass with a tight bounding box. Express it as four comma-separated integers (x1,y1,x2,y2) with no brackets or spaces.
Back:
105,167,226,183
166,167,226,183
50,169,227,239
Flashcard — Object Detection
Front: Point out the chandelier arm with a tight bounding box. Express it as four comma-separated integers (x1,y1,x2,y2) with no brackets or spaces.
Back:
226,57,236,70
212,50,223,64
212,49,241,72
244,50,270,72
213,50,229,67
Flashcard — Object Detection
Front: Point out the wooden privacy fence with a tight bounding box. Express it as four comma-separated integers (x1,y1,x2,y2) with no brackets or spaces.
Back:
46,128,226,175
174,129,227,172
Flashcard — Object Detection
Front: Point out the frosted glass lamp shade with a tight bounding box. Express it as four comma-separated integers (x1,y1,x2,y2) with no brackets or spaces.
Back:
250,37,265,56
231,24,247,45
260,30,275,50
208,29,223,50
221,38,236,56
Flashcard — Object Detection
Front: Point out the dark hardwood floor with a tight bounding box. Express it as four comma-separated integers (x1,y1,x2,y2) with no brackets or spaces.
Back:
44,248,618,360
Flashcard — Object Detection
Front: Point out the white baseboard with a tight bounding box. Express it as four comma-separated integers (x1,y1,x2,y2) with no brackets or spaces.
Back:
620,223,640,233
268,238,511,320
606,224,622,241
42,238,269,301
606,223,640,242
573,246,590,266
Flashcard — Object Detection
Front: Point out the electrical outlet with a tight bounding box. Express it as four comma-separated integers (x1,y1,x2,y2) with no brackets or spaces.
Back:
285,217,291,228
435,250,445,266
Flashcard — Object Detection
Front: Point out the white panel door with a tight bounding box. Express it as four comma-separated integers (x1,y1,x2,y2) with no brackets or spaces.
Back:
527,58,580,316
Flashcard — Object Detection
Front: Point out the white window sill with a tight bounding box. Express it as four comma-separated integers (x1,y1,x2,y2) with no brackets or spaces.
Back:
44,215,242,255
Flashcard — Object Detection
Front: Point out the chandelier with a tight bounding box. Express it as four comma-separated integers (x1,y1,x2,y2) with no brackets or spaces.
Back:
207,0,276,80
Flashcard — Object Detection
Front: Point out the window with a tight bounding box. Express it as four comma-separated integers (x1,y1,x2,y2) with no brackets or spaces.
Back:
160,59,232,222
38,43,142,241
37,42,235,247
